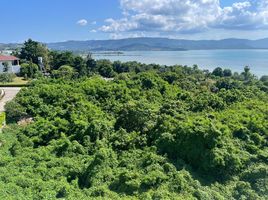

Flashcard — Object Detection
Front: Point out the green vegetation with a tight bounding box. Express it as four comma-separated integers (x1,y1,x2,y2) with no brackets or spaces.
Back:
0,112,5,127
0,73,16,83
18,39,50,69
0,39,267,199
0,77,29,86
20,62,39,79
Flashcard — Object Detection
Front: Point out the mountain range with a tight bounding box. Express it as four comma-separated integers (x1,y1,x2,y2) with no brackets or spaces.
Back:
2,37,268,51
47,37,268,51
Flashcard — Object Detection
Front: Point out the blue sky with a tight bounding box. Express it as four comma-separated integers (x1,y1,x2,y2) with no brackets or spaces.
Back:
1,0,268,43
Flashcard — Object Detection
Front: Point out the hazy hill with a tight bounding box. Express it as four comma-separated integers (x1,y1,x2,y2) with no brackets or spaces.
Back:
2,38,268,52
47,37,268,51
0,43,20,50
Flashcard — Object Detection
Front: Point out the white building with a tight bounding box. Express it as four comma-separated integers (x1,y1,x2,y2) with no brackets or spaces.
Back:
0,55,20,73
0,50,13,55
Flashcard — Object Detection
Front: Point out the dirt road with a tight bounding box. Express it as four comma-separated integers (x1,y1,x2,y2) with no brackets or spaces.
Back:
0,87,21,112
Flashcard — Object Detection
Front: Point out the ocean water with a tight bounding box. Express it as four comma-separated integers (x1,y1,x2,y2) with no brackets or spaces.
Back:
93,50,268,77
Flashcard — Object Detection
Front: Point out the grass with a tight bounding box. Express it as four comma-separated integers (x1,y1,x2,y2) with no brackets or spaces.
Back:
0,77,29,86
0,113,5,127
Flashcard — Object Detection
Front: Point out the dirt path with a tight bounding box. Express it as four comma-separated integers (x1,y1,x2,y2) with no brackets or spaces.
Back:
0,87,21,112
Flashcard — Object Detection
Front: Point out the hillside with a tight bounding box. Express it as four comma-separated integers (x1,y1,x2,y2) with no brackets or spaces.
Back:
2,38,268,52
47,37,268,51
0,43,20,51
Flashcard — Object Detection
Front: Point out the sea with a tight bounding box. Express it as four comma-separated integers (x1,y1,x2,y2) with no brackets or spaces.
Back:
92,49,268,77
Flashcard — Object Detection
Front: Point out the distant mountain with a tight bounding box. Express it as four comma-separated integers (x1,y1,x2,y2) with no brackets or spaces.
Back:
0,43,20,50
47,37,268,51
2,38,268,52
248,38,268,49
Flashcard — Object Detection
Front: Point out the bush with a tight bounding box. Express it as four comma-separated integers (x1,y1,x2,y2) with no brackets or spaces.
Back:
212,67,223,77
223,69,232,77
52,65,77,79
0,73,16,83
20,62,39,78
5,101,27,122
260,75,268,82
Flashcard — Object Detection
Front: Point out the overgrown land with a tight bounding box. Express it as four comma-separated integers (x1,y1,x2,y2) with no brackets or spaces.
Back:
0,40,267,199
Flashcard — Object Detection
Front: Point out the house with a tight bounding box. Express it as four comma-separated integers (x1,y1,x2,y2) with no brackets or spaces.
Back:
0,50,13,55
0,55,20,73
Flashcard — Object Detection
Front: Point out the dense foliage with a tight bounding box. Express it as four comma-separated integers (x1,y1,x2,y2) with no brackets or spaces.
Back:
0,73,16,83
0,57,267,199
20,62,40,79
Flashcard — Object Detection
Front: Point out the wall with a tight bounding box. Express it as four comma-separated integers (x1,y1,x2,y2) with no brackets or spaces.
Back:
0,61,20,73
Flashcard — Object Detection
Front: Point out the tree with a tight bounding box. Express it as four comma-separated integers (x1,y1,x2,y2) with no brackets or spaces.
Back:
73,57,87,77
260,75,268,82
20,62,39,78
114,101,155,133
52,65,77,79
193,64,198,71
49,51,75,70
212,67,223,77
241,66,253,81
96,60,116,78
260,75,268,87
19,39,50,70
113,61,124,73
223,69,232,77
86,54,97,74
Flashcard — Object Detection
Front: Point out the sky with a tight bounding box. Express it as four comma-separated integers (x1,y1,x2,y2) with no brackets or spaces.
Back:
1,0,268,43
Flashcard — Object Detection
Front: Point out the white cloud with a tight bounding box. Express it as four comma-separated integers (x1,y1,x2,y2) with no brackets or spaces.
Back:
100,0,220,33
77,19,88,26
233,1,251,10
99,0,268,36
90,29,97,33
216,1,268,30
91,21,97,25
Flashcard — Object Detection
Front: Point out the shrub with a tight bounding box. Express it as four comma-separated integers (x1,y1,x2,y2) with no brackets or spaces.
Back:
5,101,27,122
0,73,16,83
20,62,39,78
52,65,77,79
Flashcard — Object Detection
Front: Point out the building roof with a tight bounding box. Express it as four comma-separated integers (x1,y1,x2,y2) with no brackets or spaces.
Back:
0,55,19,61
